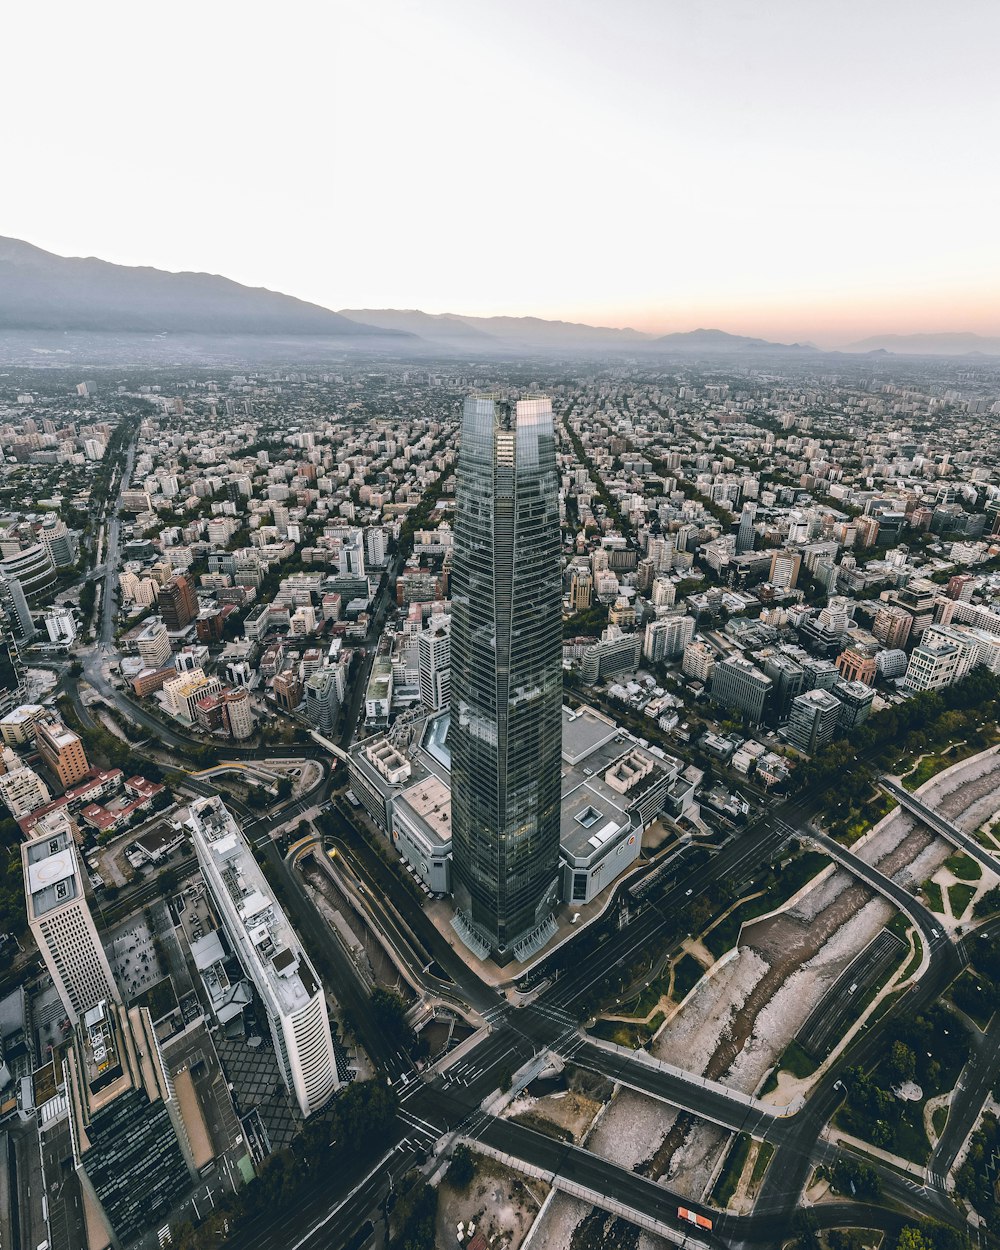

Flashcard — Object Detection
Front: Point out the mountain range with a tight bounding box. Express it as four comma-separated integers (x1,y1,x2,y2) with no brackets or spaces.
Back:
0,236,401,339
0,235,996,358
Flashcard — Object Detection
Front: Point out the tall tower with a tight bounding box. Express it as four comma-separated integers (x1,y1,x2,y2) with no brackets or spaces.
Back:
450,394,563,961
736,501,757,555
22,828,120,1023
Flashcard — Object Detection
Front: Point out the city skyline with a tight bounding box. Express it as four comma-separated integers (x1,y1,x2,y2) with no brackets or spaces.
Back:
3,1,998,345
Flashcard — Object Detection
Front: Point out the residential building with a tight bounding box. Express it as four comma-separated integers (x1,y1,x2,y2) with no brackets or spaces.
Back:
873,602,913,649
769,549,801,590
784,688,842,754
417,615,451,711
36,716,90,787
642,613,695,663
709,656,773,724
0,703,45,745
681,640,715,683
0,758,51,818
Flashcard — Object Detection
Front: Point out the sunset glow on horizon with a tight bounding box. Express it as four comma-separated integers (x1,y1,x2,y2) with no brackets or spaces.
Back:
4,0,998,347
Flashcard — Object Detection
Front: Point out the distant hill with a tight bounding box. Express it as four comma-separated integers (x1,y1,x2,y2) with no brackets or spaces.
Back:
339,308,652,350
0,236,405,338
649,327,815,352
844,332,1000,356
340,312,815,353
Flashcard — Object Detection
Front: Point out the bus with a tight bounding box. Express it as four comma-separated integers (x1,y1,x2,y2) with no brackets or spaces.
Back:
678,1207,713,1231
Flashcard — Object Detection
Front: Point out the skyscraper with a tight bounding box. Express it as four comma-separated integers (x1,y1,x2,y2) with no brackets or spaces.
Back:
450,394,563,961
736,501,757,555
22,827,120,1023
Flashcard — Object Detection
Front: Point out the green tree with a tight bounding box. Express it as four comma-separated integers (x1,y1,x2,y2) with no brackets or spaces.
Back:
447,1143,475,1189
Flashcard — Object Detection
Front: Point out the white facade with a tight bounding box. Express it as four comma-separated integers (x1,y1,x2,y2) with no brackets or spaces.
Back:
22,829,120,1023
44,607,78,645
188,797,338,1117
0,761,50,818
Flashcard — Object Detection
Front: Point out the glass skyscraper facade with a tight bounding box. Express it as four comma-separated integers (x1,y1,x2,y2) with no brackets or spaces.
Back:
450,394,563,959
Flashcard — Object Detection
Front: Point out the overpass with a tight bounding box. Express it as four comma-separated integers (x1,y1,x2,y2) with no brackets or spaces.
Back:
879,777,1000,877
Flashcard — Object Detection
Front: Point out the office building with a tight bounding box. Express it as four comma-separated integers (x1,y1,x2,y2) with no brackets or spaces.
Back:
188,797,338,1116
158,574,199,630
709,656,773,725
221,687,255,740
304,666,342,734
35,716,90,787
0,543,56,602
836,645,877,686
581,627,643,683
450,394,563,961
134,619,172,669
64,1000,195,1249
0,571,35,642
568,567,593,611
22,827,120,1023
761,653,806,721
832,679,876,729
736,501,757,555
904,640,962,692
784,688,842,754
417,614,451,711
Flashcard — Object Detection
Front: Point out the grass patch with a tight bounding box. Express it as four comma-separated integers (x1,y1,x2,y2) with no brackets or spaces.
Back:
672,953,704,1001
950,969,995,1029
589,1012,664,1049
630,972,670,1017
887,911,911,941
932,1105,949,1137
948,882,976,920
780,1040,817,1079
710,1132,751,1208
922,880,944,913
749,1141,774,1189
945,851,982,882
899,932,924,982
903,754,954,791
836,1003,969,1166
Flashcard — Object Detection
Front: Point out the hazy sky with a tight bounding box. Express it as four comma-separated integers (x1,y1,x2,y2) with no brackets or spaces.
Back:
5,0,999,345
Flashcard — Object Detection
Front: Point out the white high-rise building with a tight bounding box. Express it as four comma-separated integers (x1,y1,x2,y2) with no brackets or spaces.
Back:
188,797,338,1117
417,614,451,711
44,606,77,645
642,614,695,663
0,758,51,818
22,828,120,1023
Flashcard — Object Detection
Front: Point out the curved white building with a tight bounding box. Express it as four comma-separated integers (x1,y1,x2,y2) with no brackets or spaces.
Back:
187,796,337,1117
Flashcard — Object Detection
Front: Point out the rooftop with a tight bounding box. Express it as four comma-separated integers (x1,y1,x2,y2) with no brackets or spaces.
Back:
23,830,81,917
188,797,321,1017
